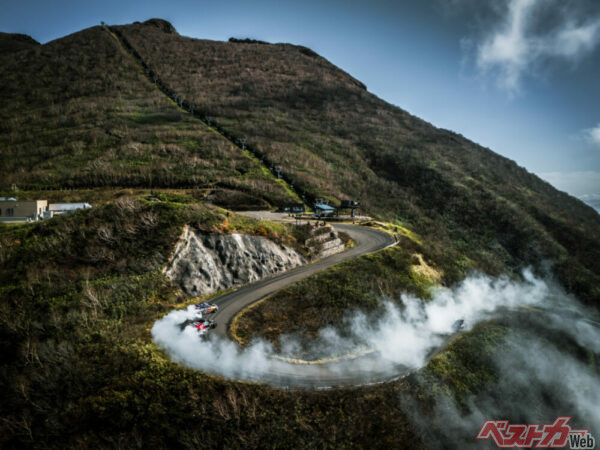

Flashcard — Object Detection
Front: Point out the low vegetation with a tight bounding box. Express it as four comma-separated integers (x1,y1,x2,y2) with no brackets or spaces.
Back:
116,19,600,305
0,26,295,209
0,197,428,447
0,194,596,447
1,17,599,448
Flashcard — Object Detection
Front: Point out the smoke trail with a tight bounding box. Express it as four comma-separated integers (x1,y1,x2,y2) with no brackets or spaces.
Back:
398,283,600,448
151,305,274,380
152,270,577,388
299,269,550,367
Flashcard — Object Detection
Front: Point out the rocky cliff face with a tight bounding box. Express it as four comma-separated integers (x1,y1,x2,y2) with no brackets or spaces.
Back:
164,226,306,295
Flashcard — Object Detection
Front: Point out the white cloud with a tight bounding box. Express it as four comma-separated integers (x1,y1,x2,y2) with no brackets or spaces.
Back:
472,0,600,94
584,123,600,147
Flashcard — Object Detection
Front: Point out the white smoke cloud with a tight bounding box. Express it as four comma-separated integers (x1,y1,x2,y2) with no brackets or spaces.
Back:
151,305,275,381
152,270,564,388
402,303,600,447
465,0,600,94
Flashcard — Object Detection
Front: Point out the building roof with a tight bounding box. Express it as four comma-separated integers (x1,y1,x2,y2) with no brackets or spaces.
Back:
49,203,92,211
0,197,17,201
314,203,335,211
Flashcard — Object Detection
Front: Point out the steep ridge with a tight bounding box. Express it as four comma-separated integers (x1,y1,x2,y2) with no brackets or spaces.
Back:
114,20,600,304
0,32,40,54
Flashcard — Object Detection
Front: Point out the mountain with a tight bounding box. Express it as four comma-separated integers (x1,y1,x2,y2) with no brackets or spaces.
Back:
0,24,296,209
1,18,600,448
1,18,599,303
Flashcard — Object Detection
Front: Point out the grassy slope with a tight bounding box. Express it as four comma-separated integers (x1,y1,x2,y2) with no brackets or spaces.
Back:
0,26,295,208
0,197,422,448
117,20,600,305
3,197,590,448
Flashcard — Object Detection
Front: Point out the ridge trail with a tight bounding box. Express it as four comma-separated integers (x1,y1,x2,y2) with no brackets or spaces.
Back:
104,24,304,205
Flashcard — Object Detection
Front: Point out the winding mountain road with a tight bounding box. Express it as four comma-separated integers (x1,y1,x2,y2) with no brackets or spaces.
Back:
205,223,409,388
212,224,394,339
159,220,600,388
110,23,433,387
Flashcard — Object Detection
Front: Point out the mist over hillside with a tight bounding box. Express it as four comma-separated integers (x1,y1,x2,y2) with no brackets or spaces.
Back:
580,194,600,213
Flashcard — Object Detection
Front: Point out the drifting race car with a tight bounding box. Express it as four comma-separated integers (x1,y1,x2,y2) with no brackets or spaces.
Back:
192,319,217,336
195,302,219,315
452,319,465,332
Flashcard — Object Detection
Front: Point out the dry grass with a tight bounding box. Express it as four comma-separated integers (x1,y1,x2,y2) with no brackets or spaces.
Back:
116,20,600,304
0,26,294,208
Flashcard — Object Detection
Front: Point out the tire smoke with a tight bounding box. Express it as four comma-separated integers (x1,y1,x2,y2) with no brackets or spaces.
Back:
151,270,579,388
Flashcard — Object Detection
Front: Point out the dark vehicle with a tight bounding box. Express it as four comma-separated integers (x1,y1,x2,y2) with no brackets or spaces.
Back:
340,200,359,209
452,319,465,332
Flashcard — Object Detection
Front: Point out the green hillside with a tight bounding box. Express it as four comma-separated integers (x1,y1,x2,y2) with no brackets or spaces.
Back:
1,18,598,299
112,19,600,303
4,196,420,447
0,25,296,209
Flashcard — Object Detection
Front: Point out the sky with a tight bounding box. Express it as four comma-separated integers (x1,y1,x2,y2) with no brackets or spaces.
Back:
1,0,599,201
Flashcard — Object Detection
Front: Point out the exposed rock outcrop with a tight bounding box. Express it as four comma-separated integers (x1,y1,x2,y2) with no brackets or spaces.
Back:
164,226,305,295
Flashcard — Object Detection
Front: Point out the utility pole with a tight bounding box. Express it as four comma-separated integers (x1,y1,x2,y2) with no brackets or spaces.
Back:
240,138,246,150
